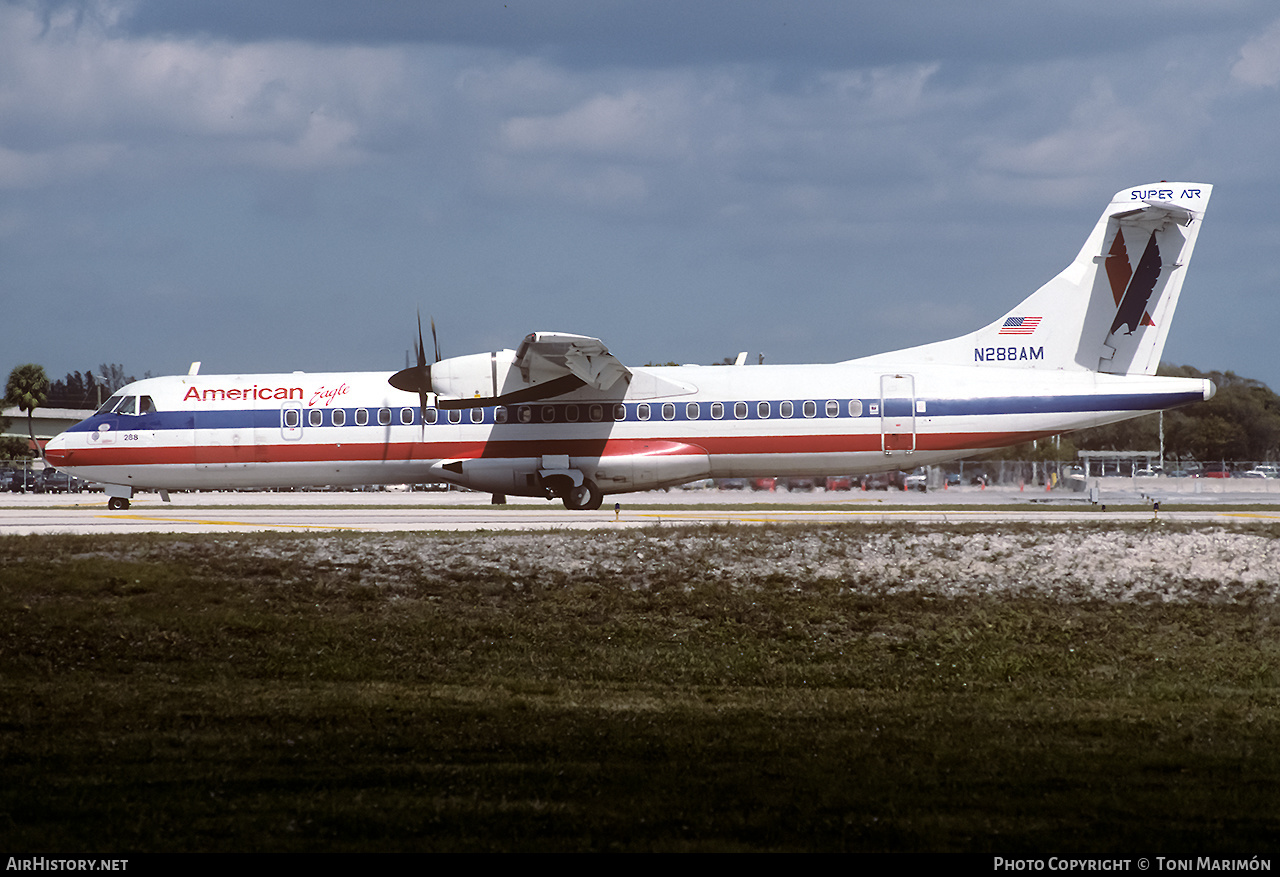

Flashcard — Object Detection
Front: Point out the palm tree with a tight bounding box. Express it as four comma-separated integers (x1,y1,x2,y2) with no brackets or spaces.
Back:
5,363,50,459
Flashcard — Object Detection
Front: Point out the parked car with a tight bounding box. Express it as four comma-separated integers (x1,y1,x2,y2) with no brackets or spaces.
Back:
862,471,907,491
38,469,82,494
824,475,852,491
904,468,928,491
749,478,776,491
6,469,40,492
1202,462,1231,478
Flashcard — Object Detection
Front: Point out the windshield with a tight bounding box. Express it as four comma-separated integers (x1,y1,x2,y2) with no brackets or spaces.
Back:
95,394,123,415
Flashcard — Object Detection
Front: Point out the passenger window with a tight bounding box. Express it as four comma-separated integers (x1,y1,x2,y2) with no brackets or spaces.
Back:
332,408,346,427
734,401,748,419
803,401,817,418
309,408,324,427
826,400,840,417
662,403,675,421
686,402,699,420
378,408,392,426
470,408,484,423
448,409,461,424
424,408,437,425
613,404,627,421
590,405,603,422
399,407,413,425
283,408,300,429
541,405,555,422
518,406,532,423
711,402,724,419
757,401,770,419
495,407,508,424
848,400,863,417
355,408,369,426
565,405,579,423
780,401,793,418
637,403,650,421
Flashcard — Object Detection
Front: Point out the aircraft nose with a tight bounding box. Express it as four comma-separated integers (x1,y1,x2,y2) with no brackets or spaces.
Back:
1202,379,1217,401
44,432,70,467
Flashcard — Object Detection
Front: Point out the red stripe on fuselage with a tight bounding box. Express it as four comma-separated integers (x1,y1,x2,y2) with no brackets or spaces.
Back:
51,429,1054,470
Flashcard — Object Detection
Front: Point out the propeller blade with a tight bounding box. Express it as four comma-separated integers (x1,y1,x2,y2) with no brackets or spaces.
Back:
389,310,438,437
415,313,428,367
389,310,434,395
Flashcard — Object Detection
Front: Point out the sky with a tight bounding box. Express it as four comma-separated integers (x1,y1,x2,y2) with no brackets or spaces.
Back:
4,0,1280,394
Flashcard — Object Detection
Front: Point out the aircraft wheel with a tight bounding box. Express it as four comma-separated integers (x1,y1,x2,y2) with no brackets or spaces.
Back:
107,497,130,511
563,480,603,511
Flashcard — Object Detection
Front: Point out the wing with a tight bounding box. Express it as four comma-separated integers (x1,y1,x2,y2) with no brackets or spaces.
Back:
514,332,631,391
406,332,633,410
393,329,694,409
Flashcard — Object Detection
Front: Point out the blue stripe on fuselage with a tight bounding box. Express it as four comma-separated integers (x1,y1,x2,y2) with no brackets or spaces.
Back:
59,390,1202,434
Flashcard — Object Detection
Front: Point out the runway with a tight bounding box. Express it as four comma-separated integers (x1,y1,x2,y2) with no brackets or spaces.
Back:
4,487,1280,534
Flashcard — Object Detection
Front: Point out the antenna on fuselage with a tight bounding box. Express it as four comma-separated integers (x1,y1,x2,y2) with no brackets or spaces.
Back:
188,362,201,375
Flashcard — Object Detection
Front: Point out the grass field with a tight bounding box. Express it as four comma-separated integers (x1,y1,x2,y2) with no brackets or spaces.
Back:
3,524,1279,852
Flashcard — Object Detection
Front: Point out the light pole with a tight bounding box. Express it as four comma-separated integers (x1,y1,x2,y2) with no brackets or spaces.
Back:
89,373,108,409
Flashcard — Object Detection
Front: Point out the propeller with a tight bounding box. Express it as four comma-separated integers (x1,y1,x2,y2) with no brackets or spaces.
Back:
388,312,438,430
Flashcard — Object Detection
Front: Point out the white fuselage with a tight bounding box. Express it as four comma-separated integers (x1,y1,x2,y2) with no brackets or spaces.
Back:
43,181,1218,507
44,362,1213,498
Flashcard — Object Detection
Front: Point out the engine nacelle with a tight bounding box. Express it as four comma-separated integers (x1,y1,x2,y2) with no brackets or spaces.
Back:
428,350,521,403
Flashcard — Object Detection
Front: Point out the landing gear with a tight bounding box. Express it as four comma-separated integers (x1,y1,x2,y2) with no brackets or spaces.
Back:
107,496,130,511
562,479,603,511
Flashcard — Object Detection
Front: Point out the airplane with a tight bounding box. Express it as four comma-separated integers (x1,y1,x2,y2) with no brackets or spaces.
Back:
45,181,1215,511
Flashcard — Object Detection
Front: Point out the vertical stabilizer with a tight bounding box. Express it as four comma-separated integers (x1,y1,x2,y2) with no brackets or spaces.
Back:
850,182,1211,375
1087,185,1210,375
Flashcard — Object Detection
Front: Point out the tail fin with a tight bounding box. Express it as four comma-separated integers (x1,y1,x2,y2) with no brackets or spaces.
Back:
853,182,1212,375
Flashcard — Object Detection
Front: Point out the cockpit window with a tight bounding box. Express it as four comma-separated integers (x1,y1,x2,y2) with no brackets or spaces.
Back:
96,394,123,415
139,396,156,414
115,396,137,416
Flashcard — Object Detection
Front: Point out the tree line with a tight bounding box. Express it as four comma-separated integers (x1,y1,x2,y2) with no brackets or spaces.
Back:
45,364,139,409
984,364,1280,464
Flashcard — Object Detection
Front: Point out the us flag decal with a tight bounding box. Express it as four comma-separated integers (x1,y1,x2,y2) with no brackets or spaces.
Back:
998,316,1041,335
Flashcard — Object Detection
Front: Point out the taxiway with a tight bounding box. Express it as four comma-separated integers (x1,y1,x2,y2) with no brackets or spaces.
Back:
3,483,1280,534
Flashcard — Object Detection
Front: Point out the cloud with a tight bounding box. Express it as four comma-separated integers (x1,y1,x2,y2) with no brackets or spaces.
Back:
0,3,414,185
976,78,1153,179
1232,17,1280,87
503,88,692,160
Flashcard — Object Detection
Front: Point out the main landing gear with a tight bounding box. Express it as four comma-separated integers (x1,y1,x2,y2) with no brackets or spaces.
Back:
107,497,130,511
562,479,603,511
